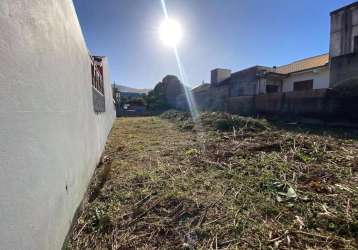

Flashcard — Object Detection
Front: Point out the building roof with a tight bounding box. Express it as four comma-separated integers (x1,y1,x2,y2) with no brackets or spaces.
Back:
192,83,210,92
230,65,271,78
275,53,329,74
214,66,272,86
330,1,358,15
210,54,330,87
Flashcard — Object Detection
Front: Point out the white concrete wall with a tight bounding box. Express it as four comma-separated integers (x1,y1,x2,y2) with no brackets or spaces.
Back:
330,6,358,57
0,1,115,249
282,67,330,92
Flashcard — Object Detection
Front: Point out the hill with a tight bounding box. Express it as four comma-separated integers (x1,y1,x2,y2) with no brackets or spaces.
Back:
115,84,150,94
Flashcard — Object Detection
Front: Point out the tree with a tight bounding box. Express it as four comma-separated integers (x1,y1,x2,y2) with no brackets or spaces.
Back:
143,82,171,111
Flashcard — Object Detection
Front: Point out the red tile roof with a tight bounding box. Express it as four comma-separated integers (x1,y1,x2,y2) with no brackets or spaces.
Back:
275,54,329,74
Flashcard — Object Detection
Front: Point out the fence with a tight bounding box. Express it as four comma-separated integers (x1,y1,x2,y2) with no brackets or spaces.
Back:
227,89,358,122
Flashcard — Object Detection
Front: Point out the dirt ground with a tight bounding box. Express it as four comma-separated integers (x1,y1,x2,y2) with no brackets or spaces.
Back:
66,115,358,250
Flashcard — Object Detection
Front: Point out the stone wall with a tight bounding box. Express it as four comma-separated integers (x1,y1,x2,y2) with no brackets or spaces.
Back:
254,92,283,113
176,84,229,112
229,66,271,97
209,84,229,111
227,89,358,122
177,85,358,123
226,96,255,115
192,90,212,110
330,53,358,87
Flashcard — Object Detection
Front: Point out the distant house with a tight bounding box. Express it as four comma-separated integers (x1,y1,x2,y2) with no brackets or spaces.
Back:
187,2,358,118
112,84,149,116
210,54,330,98
209,2,358,96
260,54,330,94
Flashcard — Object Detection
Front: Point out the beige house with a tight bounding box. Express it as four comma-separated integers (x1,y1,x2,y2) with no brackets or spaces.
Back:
259,54,330,94
207,53,330,99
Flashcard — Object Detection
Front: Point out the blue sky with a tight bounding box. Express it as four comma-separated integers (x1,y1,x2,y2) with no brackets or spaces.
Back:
74,0,354,89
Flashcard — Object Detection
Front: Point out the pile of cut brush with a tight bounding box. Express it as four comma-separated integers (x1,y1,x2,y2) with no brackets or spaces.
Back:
66,113,358,249
160,109,270,132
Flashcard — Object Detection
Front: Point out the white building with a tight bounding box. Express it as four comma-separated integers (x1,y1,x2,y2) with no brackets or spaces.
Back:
259,54,330,94
210,54,330,97
0,1,115,249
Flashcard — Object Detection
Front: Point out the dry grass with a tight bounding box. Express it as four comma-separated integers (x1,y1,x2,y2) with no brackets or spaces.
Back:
66,113,358,250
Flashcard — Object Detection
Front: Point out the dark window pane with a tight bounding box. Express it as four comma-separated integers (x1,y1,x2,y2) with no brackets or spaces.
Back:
266,85,279,93
293,80,313,91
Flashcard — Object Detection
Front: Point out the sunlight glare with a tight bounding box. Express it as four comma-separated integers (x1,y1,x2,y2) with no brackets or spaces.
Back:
159,18,183,47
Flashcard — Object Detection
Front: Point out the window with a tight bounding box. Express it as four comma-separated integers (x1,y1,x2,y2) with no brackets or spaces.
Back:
293,80,313,91
91,56,106,113
354,36,358,53
91,57,104,95
266,85,279,93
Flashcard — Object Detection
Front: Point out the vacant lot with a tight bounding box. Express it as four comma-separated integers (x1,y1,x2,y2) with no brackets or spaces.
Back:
67,113,358,249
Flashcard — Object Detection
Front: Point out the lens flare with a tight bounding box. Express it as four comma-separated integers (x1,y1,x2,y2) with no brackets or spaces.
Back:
159,18,183,47
160,0,206,151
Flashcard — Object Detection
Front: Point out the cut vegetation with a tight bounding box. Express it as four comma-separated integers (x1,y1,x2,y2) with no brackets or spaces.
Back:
66,111,358,249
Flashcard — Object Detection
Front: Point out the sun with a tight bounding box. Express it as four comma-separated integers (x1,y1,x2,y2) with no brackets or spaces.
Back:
159,18,183,47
